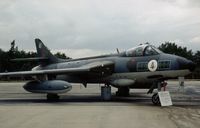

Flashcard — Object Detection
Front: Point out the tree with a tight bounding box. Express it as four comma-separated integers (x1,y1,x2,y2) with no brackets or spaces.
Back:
0,48,7,72
54,52,71,59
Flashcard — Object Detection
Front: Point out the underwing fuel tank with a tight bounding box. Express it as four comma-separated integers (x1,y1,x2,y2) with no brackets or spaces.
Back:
23,80,72,94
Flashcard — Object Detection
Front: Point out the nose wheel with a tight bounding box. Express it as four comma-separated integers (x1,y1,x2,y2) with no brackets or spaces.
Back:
150,81,167,105
152,93,160,105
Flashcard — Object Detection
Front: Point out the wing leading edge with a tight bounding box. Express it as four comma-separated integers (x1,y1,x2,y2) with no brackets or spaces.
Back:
0,61,114,77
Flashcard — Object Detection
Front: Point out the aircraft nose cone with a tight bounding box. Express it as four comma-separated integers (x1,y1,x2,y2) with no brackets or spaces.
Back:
188,61,196,71
177,57,196,71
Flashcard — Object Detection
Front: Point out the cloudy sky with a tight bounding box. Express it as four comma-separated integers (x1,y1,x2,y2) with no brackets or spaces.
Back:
0,0,200,58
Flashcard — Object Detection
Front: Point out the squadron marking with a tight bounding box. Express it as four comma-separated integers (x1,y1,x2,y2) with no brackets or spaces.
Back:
148,60,158,72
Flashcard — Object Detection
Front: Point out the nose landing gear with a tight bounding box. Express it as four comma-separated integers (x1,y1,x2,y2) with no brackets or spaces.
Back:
150,81,168,105
152,93,160,105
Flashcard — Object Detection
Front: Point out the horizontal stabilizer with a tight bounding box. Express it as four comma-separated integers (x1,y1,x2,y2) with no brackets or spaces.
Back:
11,57,49,62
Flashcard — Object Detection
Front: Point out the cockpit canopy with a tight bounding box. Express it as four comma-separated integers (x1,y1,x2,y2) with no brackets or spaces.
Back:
125,44,163,57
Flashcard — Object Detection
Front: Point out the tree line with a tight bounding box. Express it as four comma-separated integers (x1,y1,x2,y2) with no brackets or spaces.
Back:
0,41,70,72
0,41,199,79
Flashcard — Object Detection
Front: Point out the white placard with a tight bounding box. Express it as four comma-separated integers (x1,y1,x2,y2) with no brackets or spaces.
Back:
158,91,173,106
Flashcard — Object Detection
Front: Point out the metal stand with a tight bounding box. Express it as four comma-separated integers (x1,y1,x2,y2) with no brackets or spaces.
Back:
101,85,111,101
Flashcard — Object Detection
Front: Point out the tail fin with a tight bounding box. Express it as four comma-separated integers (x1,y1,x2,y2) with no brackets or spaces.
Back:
35,38,60,65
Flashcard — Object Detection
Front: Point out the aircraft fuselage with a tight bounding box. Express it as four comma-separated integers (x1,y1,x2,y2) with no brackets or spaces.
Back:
36,52,194,89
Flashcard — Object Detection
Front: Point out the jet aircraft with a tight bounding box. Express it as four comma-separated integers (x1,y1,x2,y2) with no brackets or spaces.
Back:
0,39,196,104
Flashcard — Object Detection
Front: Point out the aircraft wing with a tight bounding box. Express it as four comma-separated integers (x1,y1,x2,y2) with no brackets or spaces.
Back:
0,61,114,77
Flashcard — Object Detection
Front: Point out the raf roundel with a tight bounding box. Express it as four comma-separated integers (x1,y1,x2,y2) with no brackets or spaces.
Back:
148,60,158,72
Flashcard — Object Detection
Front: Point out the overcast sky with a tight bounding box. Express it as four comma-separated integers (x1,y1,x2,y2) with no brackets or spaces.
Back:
0,0,200,58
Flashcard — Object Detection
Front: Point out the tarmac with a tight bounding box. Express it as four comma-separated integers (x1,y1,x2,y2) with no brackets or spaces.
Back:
0,81,200,128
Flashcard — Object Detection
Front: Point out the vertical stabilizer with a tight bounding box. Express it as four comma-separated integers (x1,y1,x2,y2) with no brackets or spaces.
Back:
35,38,59,64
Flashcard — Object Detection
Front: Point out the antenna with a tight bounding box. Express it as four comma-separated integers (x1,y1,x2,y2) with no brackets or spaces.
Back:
116,48,120,54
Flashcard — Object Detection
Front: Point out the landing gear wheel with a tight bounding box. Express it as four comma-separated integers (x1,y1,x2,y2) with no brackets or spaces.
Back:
152,93,160,105
47,94,60,101
116,87,130,97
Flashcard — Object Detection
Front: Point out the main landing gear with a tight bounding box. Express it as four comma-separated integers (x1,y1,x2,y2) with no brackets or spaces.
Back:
116,87,130,97
47,93,60,101
101,85,130,100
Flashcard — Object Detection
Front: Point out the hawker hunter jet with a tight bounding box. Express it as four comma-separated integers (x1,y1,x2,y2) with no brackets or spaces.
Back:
0,39,196,104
